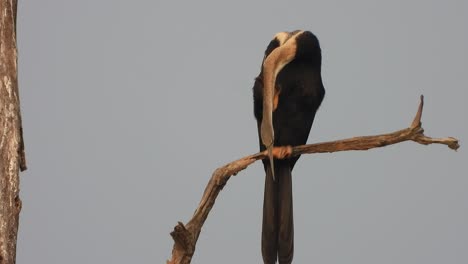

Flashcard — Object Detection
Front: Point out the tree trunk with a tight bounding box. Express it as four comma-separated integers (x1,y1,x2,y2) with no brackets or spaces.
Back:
0,0,26,263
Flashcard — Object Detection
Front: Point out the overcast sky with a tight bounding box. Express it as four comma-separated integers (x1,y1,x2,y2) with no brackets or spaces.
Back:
16,1,467,263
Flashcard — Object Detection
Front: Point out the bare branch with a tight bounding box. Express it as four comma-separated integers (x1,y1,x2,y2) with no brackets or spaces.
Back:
166,96,459,264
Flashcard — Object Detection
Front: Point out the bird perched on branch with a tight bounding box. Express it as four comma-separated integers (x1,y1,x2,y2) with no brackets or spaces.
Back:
253,30,325,264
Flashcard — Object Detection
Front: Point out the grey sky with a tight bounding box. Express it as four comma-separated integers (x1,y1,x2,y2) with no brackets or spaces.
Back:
16,1,467,263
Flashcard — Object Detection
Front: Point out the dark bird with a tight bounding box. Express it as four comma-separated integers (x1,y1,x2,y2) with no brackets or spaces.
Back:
253,30,325,264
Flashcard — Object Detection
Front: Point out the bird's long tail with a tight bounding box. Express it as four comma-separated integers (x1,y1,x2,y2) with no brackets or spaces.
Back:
262,162,294,264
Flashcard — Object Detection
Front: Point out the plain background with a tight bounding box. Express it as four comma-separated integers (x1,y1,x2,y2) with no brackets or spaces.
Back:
16,1,467,263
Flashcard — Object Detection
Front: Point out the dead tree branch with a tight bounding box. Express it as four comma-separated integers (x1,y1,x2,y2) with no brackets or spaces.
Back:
166,95,459,264
0,0,27,263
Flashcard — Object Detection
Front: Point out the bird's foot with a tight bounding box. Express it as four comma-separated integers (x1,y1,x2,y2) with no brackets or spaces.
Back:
272,146,293,159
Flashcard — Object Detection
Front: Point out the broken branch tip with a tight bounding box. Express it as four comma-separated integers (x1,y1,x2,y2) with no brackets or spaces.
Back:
411,95,425,128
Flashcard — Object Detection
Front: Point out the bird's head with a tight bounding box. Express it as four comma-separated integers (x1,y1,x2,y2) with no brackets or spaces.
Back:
260,30,303,150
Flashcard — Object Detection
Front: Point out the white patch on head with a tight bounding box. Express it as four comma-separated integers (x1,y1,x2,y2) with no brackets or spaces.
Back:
273,30,305,48
274,32,290,45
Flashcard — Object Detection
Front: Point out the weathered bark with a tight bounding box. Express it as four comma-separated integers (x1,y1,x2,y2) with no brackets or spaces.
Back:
0,0,26,263
167,96,459,264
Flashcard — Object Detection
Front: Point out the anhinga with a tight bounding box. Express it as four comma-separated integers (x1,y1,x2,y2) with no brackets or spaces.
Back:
253,30,325,264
